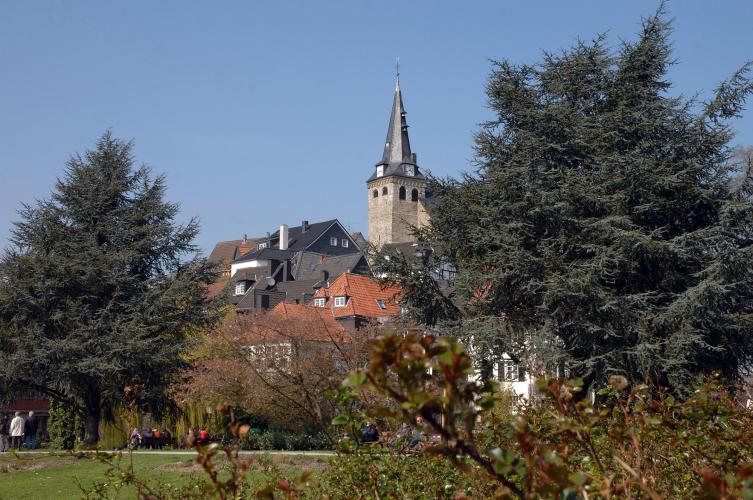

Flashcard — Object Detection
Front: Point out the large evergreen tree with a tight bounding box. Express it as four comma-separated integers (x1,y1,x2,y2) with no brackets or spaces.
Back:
0,132,219,445
376,8,753,394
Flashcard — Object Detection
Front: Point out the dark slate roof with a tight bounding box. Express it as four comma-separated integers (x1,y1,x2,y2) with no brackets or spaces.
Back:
234,247,294,263
351,231,368,250
381,241,422,255
270,219,340,252
293,252,368,281
276,279,323,303
232,269,261,282
367,81,425,182
381,80,412,165
233,219,357,264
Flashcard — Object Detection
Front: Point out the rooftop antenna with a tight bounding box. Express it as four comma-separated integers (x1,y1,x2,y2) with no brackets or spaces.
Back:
395,57,400,90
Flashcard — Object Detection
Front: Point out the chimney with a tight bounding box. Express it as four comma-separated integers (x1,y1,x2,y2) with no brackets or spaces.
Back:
279,224,289,250
242,234,247,244
301,220,309,233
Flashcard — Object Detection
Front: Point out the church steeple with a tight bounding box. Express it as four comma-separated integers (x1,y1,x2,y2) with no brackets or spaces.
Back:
379,75,413,166
367,67,428,247
369,69,421,184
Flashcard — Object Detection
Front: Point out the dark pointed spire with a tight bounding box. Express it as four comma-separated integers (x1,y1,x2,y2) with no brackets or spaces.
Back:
379,71,413,166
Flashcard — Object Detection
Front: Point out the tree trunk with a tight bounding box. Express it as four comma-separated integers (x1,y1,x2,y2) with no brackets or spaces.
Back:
83,393,101,448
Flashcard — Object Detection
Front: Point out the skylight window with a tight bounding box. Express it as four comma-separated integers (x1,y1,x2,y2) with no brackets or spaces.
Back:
376,299,386,310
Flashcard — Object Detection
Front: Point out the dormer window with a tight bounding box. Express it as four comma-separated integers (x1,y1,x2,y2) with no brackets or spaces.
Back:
314,297,326,307
330,237,337,246
334,296,347,307
258,242,268,249
234,282,246,295
376,165,384,177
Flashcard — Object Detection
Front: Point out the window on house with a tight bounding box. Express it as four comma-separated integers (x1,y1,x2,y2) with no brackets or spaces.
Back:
334,296,347,307
341,238,348,248
313,297,326,307
376,299,386,310
261,294,270,309
411,188,419,202
330,237,337,246
382,186,388,196
500,359,525,382
372,189,378,198
399,186,406,200
234,282,246,295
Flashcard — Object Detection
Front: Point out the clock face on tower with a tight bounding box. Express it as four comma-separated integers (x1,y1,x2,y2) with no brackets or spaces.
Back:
405,166,415,177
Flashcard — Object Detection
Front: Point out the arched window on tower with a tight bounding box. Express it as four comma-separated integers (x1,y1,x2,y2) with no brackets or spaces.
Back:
399,186,406,200
372,189,378,198
411,188,419,202
382,187,388,196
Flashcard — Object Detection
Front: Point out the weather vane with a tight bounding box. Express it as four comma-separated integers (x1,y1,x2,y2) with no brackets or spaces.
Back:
396,57,400,88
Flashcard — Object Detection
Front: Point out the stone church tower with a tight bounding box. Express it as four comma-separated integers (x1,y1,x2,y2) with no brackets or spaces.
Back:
367,78,428,246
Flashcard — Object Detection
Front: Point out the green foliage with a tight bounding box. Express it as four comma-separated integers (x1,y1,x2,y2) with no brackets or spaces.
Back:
239,430,331,451
0,132,221,445
374,6,753,394
48,399,80,450
337,330,753,499
315,451,493,499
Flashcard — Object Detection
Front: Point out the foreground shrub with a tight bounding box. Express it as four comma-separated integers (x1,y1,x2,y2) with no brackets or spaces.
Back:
314,450,494,499
338,331,753,499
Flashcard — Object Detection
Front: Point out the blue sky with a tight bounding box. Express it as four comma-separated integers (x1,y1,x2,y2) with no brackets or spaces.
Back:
1,0,752,255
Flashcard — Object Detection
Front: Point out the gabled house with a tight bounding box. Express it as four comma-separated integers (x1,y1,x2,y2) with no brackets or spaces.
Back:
312,272,402,329
230,219,360,279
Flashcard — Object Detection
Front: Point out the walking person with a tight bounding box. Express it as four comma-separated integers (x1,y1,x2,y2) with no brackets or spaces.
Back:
24,411,39,450
129,427,142,449
0,413,9,452
9,411,24,450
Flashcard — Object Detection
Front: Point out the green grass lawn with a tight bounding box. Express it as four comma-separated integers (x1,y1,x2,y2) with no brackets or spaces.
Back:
0,452,326,500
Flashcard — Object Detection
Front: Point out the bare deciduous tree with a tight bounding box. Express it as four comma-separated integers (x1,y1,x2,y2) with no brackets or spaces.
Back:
175,307,378,439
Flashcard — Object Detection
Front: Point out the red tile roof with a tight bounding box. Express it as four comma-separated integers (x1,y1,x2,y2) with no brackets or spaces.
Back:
246,302,348,343
313,273,402,319
205,282,228,300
